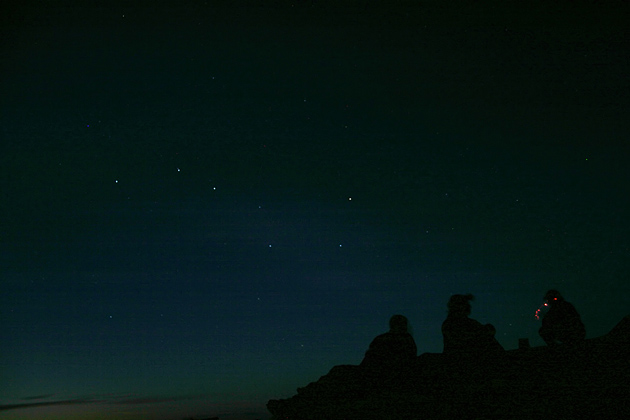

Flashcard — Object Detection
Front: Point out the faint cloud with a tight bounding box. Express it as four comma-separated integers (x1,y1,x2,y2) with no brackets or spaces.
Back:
0,398,97,412
20,394,55,400
1,393,203,412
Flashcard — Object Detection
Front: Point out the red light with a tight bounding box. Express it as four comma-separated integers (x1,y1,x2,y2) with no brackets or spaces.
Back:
535,302,550,320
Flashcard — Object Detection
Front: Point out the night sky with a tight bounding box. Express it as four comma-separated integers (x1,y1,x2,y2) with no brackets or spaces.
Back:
1,1,629,419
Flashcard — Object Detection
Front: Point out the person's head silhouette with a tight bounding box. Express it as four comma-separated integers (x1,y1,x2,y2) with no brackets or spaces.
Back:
389,314,409,333
544,289,564,306
447,293,474,317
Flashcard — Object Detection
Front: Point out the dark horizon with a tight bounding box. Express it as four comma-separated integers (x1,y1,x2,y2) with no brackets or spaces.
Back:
1,1,629,419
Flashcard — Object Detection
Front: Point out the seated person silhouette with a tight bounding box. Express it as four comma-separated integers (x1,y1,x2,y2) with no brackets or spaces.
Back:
271,316,416,409
441,294,504,358
360,314,417,373
538,289,586,346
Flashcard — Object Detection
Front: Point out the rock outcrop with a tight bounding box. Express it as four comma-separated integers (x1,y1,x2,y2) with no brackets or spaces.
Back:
268,316,630,419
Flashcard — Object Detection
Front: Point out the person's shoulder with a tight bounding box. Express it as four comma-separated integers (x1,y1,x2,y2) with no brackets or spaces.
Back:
442,315,458,326
441,317,453,333
370,332,391,343
559,300,578,311
378,331,412,341
466,317,484,326
442,315,466,331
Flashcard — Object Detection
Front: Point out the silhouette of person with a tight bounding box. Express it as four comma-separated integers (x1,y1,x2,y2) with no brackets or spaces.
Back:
360,314,417,371
441,294,504,356
538,290,586,346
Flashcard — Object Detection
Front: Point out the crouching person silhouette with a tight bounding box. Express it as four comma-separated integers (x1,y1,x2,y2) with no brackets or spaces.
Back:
538,289,586,346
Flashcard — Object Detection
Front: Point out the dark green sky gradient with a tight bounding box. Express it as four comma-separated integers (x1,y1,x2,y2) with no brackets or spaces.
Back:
1,1,629,419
